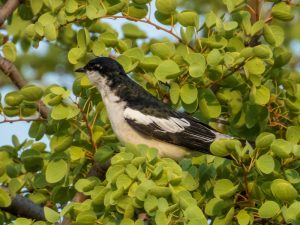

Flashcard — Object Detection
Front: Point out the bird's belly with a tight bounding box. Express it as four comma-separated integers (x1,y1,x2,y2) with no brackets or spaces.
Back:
106,106,190,160
114,120,191,160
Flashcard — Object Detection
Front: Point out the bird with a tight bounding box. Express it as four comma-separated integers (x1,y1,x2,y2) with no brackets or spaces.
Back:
75,57,234,160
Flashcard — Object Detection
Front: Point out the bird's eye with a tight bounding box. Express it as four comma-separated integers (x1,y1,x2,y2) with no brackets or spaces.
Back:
95,64,102,69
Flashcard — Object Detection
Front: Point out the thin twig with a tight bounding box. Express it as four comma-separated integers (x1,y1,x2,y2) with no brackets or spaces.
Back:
0,117,46,124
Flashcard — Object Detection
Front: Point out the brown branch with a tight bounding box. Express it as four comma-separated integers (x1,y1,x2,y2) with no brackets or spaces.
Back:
0,0,20,25
0,57,49,119
0,186,46,221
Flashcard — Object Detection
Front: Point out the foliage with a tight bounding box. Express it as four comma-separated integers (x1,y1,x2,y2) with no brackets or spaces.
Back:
0,0,300,224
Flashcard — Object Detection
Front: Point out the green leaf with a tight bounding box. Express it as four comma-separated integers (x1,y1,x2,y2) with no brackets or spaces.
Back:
255,154,274,174
251,20,264,36
184,205,207,225
244,58,265,75
154,60,181,82
150,42,175,59
44,23,57,41
2,42,17,62
68,47,85,64
170,82,180,104
51,104,79,120
213,179,238,198
258,201,280,218
77,28,90,49
286,126,300,144
14,218,32,225
21,149,44,172
38,12,56,26
272,2,294,21
177,10,199,27
50,135,72,152
4,91,23,106
94,146,114,163
30,0,43,15
180,26,195,44
255,132,275,149
207,49,222,66
283,202,300,222
100,32,118,47
223,21,238,31
198,88,221,119
251,85,270,105
144,194,158,214
92,40,105,56
124,3,148,19
75,178,98,192
123,47,144,61
44,207,60,223
253,45,273,59
263,25,284,47
205,11,217,28
210,139,230,157
45,159,68,183
284,169,300,184
180,84,198,104
205,198,231,217
139,56,162,71
122,23,147,39
116,55,133,73
236,210,250,225
155,210,170,225
271,179,298,202
0,188,11,207
271,139,292,158
65,0,78,13
155,0,176,14
116,174,132,190
21,85,43,101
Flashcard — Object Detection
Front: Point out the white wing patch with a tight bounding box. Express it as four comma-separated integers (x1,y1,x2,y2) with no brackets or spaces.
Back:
123,108,190,133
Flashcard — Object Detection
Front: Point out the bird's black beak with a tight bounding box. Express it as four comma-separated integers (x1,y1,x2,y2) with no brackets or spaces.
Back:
75,67,86,73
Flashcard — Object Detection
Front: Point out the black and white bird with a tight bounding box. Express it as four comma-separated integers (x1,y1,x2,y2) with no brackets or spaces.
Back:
75,57,233,160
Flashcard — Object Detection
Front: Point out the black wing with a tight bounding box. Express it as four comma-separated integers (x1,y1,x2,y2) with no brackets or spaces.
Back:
123,106,226,154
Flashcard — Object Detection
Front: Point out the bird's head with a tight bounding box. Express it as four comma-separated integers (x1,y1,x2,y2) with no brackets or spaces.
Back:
75,57,126,83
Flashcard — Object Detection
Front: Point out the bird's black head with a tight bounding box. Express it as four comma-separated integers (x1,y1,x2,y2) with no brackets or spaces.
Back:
75,57,126,77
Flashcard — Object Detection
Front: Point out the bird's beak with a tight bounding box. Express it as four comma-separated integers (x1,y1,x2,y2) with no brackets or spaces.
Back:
75,67,86,73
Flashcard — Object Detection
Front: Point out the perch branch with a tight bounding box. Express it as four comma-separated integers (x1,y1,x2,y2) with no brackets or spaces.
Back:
0,0,20,25
0,186,46,221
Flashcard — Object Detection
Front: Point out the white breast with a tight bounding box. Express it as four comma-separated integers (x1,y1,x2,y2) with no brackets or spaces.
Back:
86,71,191,160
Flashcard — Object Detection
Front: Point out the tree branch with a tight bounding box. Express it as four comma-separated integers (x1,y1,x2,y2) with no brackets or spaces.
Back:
0,57,49,119
0,0,20,25
0,186,46,221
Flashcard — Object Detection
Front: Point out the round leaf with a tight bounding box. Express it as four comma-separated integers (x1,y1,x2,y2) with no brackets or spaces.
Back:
44,207,60,223
255,154,275,174
45,159,68,183
271,179,298,202
0,188,11,207
180,84,198,104
154,60,181,82
213,179,238,198
258,201,280,218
